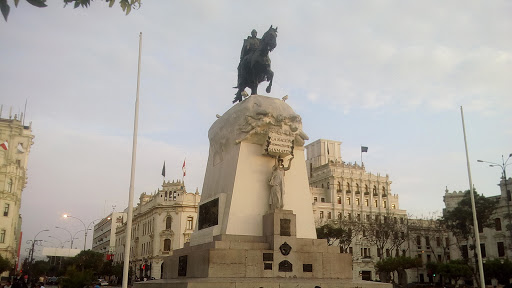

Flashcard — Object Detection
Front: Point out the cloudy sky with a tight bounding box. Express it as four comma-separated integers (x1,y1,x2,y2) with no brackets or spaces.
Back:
2,1,511,259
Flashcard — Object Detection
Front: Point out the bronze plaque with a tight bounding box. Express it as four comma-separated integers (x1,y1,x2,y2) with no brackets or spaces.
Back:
263,253,273,262
198,198,219,230
280,219,291,236
278,260,292,272
178,255,187,276
279,242,292,256
264,263,273,270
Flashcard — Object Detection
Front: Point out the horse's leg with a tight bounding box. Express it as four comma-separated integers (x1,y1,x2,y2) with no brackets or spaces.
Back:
265,69,274,93
233,87,244,103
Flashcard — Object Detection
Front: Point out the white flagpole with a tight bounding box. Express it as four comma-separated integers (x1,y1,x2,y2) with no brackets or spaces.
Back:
122,32,142,288
460,106,485,288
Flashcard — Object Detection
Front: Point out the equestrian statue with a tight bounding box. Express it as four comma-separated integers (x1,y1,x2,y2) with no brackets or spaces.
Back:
233,25,278,104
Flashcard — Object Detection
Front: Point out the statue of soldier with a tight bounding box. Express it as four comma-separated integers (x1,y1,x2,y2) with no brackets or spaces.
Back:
236,29,260,87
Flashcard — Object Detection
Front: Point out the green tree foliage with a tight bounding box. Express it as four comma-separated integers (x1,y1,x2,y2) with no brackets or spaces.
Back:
60,266,95,288
0,254,12,273
484,259,512,285
0,0,141,21
316,219,363,252
72,250,104,272
375,256,422,283
437,260,473,284
32,260,51,280
316,221,348,246
441,189,498,250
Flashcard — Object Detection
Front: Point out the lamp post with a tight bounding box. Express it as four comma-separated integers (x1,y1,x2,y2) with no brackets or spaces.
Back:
48,236,63,248
477,153,512,254
63,214,103,250
55,226,73,249
27,229,49,282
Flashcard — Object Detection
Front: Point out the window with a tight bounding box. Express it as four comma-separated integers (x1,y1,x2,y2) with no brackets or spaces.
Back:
314,197,318,203
365,214,370,222
347,212,352,220
337,181,341,191
400,218,404,224
461,245,468,259
383,201,387,208
364,199,369,206
400,232,405,239
392,204,396,209
356,183,360,192
436,237,441,247
416,235,421,246
320,197,325,203
402,250,406,256
374,199,378,207
498,242,505,257
480,243,486,258
427,254,431,262
319,211,324,219
495,218,502,231
377,248,381,257
386,249,390,257
327,212,331,219
382,186,386,194
0,230,5,243
425,236,430,247
347,182,351,192
356,214,361,221
337,212,342,219
327,182,330,189
349,247,353,254
166,217,172,230
7,179,13,193
3,204,9,217
163,239,171,251
337,197,341,204
445,237,450,247
365,184,369,193
346,197,351,205
437,254,442,262
186,217,193,230
356,198,360,206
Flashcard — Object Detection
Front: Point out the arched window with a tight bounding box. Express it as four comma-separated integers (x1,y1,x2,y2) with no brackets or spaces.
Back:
164,239,171,251
356,183,360,192
365,184,369,193
7,179,13,193
373,185,377,193
165,217,172,230
382,186,386,194
347,182,351,192
337,181,341,191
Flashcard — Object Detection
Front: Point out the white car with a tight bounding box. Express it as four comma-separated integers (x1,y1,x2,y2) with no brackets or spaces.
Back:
97,279,109,286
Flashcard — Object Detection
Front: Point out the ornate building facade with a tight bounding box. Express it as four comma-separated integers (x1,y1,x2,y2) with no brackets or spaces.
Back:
113,180,200,280
306,139,449,283
0,110,34,275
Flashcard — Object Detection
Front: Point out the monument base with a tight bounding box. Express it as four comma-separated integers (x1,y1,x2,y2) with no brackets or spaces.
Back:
135,278,391,288
134,210,391,288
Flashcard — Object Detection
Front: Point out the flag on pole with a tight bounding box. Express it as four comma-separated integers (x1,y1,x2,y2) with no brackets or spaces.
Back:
182,159,186,177
361,146,368,153
0,140,8,151
161,161,166,177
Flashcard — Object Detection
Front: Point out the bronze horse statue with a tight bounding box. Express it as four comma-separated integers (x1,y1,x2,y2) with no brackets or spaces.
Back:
233,26,277,103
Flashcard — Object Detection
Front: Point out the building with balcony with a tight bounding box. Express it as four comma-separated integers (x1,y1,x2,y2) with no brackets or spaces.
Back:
0,110,34,275
113,180,200,280
92,211,127,259
306,139,449,283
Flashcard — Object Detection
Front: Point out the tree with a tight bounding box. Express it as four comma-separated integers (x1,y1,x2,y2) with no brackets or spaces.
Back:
442,189,498,284
0,254,12,273
0,0,141,21
375,256,422,284
316,218,364,253
60,266,95,288
437,260,473,286
365,212,406,260
72,250,104,272
483,259,512,285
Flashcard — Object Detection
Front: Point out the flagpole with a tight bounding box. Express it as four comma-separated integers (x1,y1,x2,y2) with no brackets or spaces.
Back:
460,106,485,288
122,32,142,288
360,144,362,165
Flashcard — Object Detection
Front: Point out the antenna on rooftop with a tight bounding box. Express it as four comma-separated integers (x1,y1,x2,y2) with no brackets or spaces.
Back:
23,99,27,126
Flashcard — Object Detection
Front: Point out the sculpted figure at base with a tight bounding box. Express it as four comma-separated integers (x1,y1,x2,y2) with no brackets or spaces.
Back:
269,156,293,211
233,25,278,104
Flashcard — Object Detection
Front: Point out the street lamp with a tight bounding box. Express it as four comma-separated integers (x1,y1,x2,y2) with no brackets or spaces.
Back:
477,153,512,253
63,214,103,250
55,226,73,249
27,229,49,282
48,236,63,248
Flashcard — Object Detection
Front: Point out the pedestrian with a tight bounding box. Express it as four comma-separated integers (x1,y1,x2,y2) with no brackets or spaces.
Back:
5,281,12,288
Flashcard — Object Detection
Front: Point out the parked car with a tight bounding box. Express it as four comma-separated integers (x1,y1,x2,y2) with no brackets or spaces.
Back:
47,277,59,285
97,279,109,286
